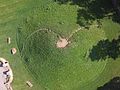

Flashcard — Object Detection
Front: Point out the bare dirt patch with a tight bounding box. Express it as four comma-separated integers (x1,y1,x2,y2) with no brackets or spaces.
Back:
56,37,69,48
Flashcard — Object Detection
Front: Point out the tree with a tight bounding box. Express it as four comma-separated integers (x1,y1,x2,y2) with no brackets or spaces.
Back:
97,77,120,90
54,0,120,27
112,0,120,15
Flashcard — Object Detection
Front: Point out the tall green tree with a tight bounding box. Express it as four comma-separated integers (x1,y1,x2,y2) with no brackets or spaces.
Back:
55,0,120,27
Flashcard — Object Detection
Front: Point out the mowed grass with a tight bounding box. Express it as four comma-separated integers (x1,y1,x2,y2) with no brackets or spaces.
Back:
0,0,120,90
102,18,120,40
0,0,79,90
0,0,44,90
20,28,107,90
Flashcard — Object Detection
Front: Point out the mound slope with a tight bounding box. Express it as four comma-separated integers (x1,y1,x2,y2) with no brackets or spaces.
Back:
17,28,107,90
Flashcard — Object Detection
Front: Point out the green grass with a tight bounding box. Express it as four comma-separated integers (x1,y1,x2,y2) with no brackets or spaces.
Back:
0,0,43,90
20,28,107,90
0,0,120,90
102,18,120,40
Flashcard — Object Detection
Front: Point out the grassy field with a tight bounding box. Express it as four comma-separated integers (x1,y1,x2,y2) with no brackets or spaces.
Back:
19,28,107,90
0,0,120,90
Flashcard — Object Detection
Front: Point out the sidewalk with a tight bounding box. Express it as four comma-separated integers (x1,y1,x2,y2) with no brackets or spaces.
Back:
0,67,7,90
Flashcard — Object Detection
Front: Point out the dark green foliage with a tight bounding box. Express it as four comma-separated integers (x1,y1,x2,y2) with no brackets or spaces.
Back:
54,0,71,4
55,0,120,27
89,36,120,60
97,77,120,90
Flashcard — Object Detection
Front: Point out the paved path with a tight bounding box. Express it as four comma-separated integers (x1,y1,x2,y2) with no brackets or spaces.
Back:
0,67,7,90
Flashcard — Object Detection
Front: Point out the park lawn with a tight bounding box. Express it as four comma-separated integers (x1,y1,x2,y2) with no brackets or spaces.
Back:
0,0,79,90
0,0,120,90
78,19,120,90
0,0,43,90
102,18,120,40
19,27,107,90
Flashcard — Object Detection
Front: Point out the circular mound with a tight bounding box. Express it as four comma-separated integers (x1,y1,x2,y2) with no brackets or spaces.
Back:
19,29,107,90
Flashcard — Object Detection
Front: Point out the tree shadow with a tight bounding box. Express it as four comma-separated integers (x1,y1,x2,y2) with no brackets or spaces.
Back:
112,13,120,23
89,36,120,61
97,76,120,90
54,0,120,27
112,0,120,16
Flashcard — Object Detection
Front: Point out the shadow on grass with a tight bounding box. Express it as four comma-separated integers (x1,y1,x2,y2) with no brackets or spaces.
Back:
112,13,120,23
97,76,120,90
89,36,120,61
54,0,120,27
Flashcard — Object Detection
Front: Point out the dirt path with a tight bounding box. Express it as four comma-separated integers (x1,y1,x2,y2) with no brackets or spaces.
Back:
21,25,99,50
68,27,84,39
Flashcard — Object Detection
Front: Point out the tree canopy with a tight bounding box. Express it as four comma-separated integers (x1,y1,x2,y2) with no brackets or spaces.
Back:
55,0,120,27
97,77,120,90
